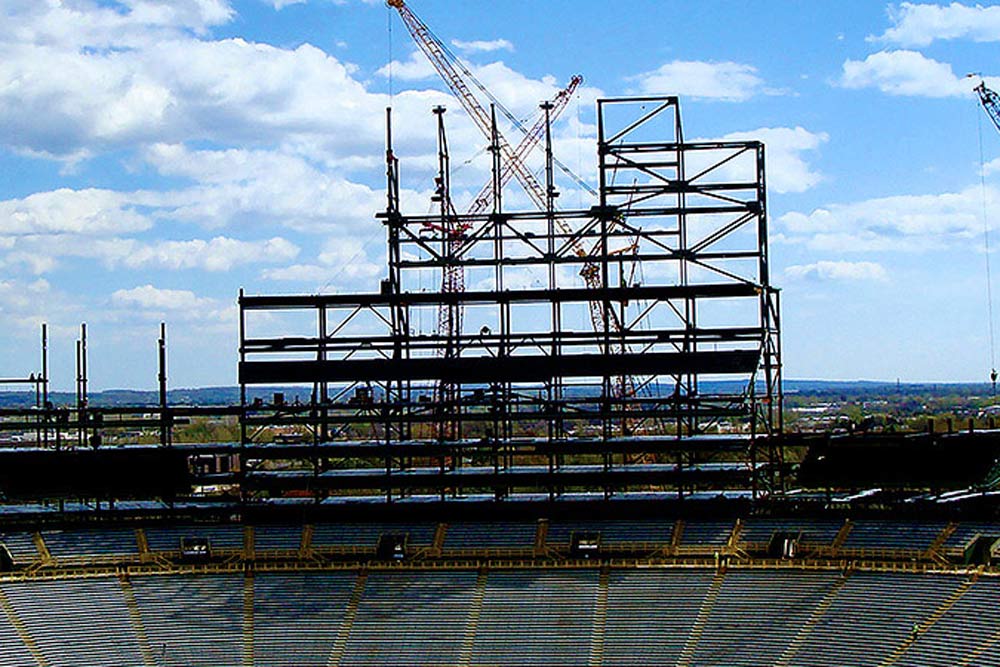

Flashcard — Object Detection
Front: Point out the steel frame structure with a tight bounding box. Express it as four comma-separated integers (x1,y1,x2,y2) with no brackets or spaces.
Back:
234,96,782,503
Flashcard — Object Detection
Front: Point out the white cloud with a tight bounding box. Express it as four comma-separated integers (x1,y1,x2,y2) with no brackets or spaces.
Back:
0,277,73,335
785,260,888,282
839,50,980,97
95,236,300,271
112,284,216,311
377,50,437,81
984,157,1000,177
0,188,152,236
451,38,514,53
0,20,389,158
779,184,1000,252
111,284,233,324
630,60,764,101
262,238,383,285
707,127,829,194
873,2,1000,47
139,143,389,232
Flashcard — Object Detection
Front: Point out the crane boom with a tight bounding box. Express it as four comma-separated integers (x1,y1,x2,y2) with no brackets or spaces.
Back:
388,0,632,397
467,75,583,215
389,0,548,209
977,82,1000,135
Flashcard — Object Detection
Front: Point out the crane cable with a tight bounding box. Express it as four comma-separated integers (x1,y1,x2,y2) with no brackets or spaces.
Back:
977,100,998,392
387,2,394,102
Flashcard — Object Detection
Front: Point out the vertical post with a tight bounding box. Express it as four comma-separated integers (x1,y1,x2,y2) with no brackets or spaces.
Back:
238,287,247,449
42,322,52,445
541,100,564,450
75,328,82,448
318,305,328,442
158,322,168,447
41,323,49,447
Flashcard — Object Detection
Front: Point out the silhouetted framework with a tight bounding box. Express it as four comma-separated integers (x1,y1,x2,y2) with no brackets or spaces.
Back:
238,96,783,502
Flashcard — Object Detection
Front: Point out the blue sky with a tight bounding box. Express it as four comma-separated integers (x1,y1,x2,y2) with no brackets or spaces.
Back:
2,0,1000,389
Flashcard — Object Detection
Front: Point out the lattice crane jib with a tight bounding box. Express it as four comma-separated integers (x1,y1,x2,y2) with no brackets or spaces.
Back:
389,0,547,209
976,82,1000,135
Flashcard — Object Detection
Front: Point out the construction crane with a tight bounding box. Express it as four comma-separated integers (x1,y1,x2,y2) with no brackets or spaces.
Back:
467,75,582,215
425,78,582,353
387,0,631,335
389,1,641,438
974,80,1000,393
976,81,1000,135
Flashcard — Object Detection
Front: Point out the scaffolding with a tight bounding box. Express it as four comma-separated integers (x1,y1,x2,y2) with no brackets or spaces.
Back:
237,96,783,503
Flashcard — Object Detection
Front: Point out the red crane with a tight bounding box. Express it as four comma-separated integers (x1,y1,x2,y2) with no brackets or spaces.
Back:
388,1,641,432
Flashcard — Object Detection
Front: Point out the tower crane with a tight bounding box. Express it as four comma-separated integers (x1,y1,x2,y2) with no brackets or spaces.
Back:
387,0,632,343
974,80,1000,393
975,82,1000,135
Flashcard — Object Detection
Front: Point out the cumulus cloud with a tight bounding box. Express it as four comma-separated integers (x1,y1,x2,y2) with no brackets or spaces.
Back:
704,127,829,194
111,284,233,323
873,2,1000,47
0,188,152,236
112,284,216,310
0,277,73,335
451,38,514,53
629,60,764,101
261,238,383,286
779,185,999,252
785,260,888,282
139,144,387,232
1,233,300,273
377,50,437,81
0,13,389,159
95,236,300,271
839,50,986,97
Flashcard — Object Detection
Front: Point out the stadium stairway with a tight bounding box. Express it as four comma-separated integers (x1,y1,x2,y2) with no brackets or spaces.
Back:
456,568,488,667
879,569,980,666
119,575,156,667
774,568,851,667
327,569,368,667
243,572,255,667
676,568,726,667
0,586,46,667
588,568,611,667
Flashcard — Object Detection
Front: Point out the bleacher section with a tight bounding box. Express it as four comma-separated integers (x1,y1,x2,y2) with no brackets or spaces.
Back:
1,563,999,666
311,523,436,548
546,520,674,545
444,522,536,548
343,570,478,666
0,604,36,667
254,572,356,666
604,569,714,665
3,518,1000,665
794,572,964,666
897,574,1000,666
842,521,948,550
1,577,145,666
473,570,598,665
145,524,243,552
132,573,244,666
41,527,137,557
692,569,840,666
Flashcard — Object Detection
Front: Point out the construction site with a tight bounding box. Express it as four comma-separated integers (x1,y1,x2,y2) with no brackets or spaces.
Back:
3,2,1000,666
